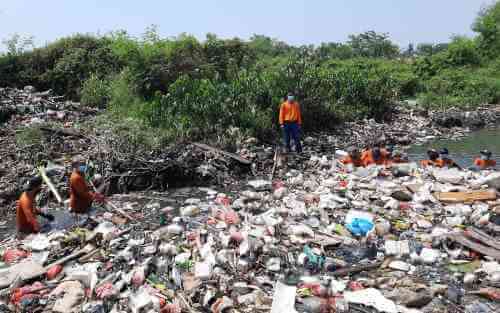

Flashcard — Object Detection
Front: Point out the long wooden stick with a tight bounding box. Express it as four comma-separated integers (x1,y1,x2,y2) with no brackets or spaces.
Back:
38,166,62,203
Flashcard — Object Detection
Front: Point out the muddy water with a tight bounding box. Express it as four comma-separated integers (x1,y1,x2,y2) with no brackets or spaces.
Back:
407,127,500,168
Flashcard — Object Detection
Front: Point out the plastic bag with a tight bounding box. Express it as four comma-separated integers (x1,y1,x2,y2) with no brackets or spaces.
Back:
346,218,374,237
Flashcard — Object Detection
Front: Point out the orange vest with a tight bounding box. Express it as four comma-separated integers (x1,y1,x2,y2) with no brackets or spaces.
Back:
342,156,364,167
16,192,40,234
420,160,436,167
435,158,455,168
279,101,302,125
70,171,94,214
474,158,496,169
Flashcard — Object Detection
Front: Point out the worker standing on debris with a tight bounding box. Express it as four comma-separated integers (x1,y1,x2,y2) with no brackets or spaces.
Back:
279,93,303,153
16,177,54,235
69,156,104,214
474,150,497,169
420,149,439,167
342,147,364,167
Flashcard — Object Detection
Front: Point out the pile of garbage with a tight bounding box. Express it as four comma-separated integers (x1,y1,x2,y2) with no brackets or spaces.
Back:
0,86,97,125
2,155,500,313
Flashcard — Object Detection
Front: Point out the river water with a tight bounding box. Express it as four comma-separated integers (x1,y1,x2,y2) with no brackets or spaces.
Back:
407,127,500,168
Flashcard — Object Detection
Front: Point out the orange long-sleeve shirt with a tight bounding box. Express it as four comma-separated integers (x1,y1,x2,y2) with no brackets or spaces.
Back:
70,171,94,214
341,156,364,167
16,192,40,234
361,149,386,167
474,158,497,169
420,160,435,167
434,158,457,168
279,101,302,125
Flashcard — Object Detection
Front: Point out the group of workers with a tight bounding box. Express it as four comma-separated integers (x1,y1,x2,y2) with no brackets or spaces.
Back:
341,145,496,170
278,93,496,171
17,95,497,234
16,156,105,236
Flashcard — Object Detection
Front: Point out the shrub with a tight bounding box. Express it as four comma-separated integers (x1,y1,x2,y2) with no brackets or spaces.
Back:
81,74,110,108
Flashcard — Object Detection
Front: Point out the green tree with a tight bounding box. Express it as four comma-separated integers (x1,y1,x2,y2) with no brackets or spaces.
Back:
473,1,500,57
347,31,400,58
2,33,34,55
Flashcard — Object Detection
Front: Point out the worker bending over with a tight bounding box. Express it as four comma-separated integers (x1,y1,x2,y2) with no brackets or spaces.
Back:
436,148,460,169
17,177,54,235
70,156,104,214
279,93,302,153
474,150,496,170
420,149,439,167
386,150,408,166
361,146,386,167
342,148,364,167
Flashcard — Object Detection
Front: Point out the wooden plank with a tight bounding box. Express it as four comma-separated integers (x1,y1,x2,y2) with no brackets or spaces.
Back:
434,189,497,203
193,142,252,165
447,233,500,261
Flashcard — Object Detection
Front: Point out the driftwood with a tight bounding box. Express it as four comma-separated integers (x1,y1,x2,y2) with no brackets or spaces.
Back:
270,146,279,181
434,189,497,203
465,227,500,251
104,201,135,221
193,142,252,165
39,126,85,138
331,261,383,277
447,232,500,261
38,166,63,203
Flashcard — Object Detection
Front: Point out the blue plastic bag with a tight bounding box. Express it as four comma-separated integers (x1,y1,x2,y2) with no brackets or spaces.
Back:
346,218,374,236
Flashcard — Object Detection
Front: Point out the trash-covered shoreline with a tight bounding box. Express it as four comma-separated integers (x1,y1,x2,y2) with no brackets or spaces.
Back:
2,86,500,313
2,155,500,312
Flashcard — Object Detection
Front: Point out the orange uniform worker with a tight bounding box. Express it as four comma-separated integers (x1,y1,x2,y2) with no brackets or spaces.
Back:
474,150,497,169
279,94,303,153
386,150,408,166
70,157,104,214
342,148,364,167
361,147,386,167
420,149,439,167
435,148,461,169
16,177,53,234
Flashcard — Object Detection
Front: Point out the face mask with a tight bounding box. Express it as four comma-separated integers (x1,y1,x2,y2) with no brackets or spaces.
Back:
79,165,88,173
287,96,295,102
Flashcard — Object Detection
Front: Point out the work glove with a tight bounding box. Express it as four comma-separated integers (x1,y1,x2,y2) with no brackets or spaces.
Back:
93,192,106,204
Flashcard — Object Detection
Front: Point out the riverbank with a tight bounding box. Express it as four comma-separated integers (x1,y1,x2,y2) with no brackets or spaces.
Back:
2,86,500,212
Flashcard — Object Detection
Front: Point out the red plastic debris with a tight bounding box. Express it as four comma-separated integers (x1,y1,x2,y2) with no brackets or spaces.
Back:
95,283,117,300
215,195,231,207
348,281,364,291
3,248,29,264
46,265,63,280
161,302,181,313
10,282,45,306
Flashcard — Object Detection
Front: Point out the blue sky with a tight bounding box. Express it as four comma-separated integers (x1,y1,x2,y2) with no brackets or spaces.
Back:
0,0,491,49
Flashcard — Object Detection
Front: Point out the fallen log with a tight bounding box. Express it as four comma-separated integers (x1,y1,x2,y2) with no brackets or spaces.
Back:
193,142,252,165
434,189,497,203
